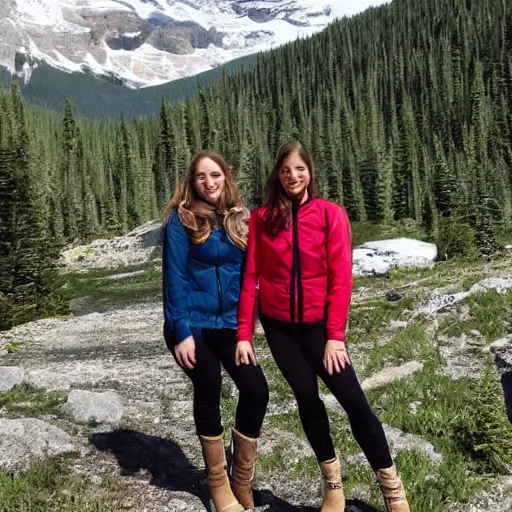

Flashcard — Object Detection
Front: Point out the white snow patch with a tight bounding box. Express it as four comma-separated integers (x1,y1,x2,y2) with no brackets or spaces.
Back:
353,238,438,276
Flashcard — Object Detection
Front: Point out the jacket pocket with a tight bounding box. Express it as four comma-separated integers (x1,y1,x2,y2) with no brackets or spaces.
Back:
258,276,290,321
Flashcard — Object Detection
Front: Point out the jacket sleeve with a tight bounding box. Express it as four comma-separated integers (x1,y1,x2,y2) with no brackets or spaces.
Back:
163,209,192,344
237,210,261,343
325,204,353,342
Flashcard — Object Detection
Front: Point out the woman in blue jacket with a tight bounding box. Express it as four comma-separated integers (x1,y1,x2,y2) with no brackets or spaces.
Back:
162,151,268,512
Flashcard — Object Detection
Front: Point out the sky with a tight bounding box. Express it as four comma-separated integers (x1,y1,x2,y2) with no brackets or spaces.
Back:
336,0,390,16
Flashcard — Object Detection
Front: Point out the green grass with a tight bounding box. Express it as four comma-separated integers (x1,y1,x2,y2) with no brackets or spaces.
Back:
365,323,438,374
369,363,512,473
351,219,427,248
0,455,120,511
347,298,415,344
439,288,512,342
61,262,162,315
0,385,68,417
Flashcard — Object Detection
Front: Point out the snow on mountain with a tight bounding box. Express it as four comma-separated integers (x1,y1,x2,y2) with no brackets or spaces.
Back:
1,0,389,88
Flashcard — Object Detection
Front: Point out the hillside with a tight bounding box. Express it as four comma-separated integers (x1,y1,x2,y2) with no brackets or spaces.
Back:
0,239,511,511
0,54,256,119
0,0,352,88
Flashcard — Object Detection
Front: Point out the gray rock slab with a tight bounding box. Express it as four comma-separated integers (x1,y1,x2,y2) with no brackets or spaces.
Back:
0,366,24,392
0,418,76,472
63,389,124,425
361,361,424,391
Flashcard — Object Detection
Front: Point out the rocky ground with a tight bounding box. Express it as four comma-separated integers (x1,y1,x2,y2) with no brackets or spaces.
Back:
1,228,512,511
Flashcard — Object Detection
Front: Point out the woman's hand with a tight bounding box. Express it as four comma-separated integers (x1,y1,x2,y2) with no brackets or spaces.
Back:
236,341,258,366
175,335,196,370
323,340,351,375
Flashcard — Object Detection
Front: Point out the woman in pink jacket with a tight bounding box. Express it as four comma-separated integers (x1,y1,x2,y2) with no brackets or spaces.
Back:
236,141,410,512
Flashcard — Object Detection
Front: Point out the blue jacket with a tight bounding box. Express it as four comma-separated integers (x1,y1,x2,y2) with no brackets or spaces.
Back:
162,209,245,344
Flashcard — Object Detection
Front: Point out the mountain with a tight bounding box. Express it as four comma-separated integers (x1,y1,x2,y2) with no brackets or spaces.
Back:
0,0,387,89
0,55,257,119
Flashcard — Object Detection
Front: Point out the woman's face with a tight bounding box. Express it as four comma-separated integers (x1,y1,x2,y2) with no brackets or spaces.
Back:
278,150,311,202
194,157,226,205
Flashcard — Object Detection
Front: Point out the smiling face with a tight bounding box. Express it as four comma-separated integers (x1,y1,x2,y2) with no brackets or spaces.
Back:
193,157,226,205
278,149,311,203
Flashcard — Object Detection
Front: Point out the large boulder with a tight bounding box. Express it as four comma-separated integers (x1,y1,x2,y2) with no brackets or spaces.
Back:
353,238,438,276
0,418,76,472
63,389,124,426
0,366,24,392
60,220,162,270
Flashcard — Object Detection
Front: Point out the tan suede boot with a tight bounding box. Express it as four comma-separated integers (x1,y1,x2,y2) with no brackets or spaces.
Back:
199,434,244,512
230,428,257,509
375,464,410,512
319,457,345,511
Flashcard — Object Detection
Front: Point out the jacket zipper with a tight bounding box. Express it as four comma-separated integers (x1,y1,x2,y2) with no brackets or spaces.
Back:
290,201,302,323
215,264,223,317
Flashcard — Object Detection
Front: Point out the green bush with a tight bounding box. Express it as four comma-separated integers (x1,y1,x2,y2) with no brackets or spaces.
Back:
436,217,478,260
351,218,426,247
454,364,512,474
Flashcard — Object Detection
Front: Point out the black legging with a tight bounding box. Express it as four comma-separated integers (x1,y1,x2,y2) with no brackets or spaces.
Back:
260,315,393,471
164,324,269,438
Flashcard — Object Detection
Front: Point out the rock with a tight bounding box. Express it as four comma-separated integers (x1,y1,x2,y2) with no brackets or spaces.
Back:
0,418,76,471
361,361,424,391
125,220,162,247
0,366,24,392
385,289,405,302
347,424,442,466
258,428,314,462
383,424,442,463
437,332,486,380
423,276,512,315
469,277,512,294
63,390,124,426
486,337,512,373
60,220,162,270
353,238,437,276
422,289,470,315
25,369,72,390
99,270,146,281
388,320,408,331
62,225,439,274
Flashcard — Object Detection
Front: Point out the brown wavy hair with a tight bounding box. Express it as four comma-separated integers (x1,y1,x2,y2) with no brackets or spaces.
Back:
263,141,316,236
162,151,249,249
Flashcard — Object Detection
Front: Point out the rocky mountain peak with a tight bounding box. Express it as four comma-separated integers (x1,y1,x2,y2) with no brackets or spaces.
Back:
0,0,387,88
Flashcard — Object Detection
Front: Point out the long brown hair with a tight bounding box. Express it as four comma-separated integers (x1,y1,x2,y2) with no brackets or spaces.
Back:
263,141,316,236
162,151,249,249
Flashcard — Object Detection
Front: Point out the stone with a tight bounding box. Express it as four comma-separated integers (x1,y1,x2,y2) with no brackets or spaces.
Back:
0,418,76,472
0,366,24,392
25,369,71,390
60,220,162,270
63,389,124,426
424,276,512,315
346,424,442,467
388,320,408,331
361,361,424,391
485,336,512,373
353,238,438,276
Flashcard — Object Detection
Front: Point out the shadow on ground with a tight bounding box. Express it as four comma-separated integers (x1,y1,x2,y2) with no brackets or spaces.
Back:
91,429,379,512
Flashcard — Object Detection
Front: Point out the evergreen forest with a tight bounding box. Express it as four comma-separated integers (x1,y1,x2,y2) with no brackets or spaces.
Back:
1,0,512,328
